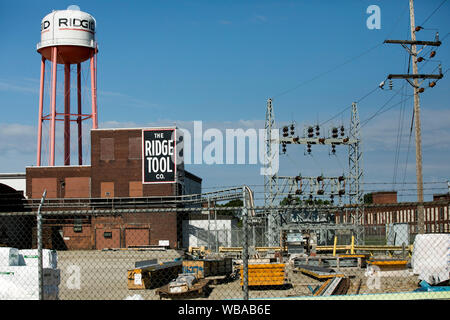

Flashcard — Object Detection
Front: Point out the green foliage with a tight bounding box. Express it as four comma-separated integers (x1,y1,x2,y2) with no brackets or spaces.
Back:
363,193,373,204
216,199,243,217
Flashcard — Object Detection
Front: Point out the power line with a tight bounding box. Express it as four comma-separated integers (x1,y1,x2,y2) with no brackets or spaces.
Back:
272,43,383,99
420,0,448,26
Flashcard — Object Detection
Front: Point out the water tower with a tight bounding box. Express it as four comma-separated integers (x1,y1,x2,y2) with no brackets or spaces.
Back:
36,5,98,166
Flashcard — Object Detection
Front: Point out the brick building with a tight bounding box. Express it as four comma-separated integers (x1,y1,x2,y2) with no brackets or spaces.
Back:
25,128,201,250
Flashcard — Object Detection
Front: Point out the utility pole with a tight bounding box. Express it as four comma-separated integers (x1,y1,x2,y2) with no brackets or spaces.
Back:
409,0,425,235
384,0,443,234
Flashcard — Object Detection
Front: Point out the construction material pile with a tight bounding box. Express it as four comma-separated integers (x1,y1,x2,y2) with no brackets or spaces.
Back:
169,273,198,293
0,247,60,300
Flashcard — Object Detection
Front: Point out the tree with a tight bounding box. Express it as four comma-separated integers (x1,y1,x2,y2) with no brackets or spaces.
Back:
364,193,373,204
216,199,243,217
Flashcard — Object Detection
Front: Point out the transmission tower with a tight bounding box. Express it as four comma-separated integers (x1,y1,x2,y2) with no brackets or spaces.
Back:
263,99,363,246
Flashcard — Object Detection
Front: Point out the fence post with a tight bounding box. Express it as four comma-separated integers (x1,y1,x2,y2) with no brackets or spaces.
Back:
207,197,211,251
37,190,47,301
242,187,249,300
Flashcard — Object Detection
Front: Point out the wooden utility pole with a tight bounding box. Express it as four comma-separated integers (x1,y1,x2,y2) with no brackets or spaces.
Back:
409,0,425,235
384,0,444,234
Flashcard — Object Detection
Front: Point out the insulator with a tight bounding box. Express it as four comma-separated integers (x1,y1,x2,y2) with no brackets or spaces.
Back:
295,189,302,195
338,189,345,196
338,176,345,182
331,145,336,154
389,79,393,90
340,126,345,136
307,126,314,133
418,87,425,93
283,126,289,132
430,51,436,58
317,190,324,195
429,81,436,88
317,176,323,182
417,57,424,62
307,147,311,153
332,127,338,138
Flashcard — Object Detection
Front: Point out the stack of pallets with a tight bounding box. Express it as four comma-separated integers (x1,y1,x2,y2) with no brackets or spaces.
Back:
240,263,287,287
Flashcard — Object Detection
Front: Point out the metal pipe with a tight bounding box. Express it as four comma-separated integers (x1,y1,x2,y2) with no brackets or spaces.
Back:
77,63,82,165
90,51,98,129
49,47,57,166
242,186,249,300
64,63,71,165
208,198,211,251
37,190,47,300
37,57,45,166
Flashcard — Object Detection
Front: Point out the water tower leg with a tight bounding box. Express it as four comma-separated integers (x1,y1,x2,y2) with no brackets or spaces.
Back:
64,63,71,165
37,57,45,166
90,53,98,129
49,47,58,166
77,63,82,165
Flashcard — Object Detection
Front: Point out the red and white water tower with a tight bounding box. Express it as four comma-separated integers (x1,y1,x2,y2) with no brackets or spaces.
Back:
36,5,98,166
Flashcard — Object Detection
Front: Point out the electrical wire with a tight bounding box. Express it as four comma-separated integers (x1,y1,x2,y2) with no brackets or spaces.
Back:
271,43,384,99
420,0,448,27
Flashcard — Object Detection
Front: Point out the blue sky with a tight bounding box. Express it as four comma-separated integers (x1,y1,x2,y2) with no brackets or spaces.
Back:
0,0,449,201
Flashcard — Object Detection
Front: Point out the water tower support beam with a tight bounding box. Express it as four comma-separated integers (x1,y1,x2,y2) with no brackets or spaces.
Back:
49,47,58,166
77,63,82,165
90,52,98,129
37,57,46,166
64,63,71,165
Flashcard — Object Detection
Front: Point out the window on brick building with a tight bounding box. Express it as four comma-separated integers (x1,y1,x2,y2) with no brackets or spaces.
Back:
128,137,141,160
100,138,114,161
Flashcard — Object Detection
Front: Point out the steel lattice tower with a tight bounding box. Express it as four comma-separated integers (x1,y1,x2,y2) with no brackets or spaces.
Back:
263,99,363,247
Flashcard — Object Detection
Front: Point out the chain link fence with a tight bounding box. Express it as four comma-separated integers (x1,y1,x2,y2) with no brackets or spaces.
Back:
0,196,449,300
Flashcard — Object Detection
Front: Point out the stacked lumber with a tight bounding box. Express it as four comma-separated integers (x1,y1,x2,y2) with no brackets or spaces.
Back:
239,263,287,287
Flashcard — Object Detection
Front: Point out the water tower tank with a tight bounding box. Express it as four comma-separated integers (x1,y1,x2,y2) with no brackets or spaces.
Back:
37,5,97,64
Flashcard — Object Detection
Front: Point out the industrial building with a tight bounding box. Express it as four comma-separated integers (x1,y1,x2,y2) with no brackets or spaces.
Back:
23,128,202,250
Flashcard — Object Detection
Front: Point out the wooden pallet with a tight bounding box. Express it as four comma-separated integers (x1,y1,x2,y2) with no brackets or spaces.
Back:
155,279,210,300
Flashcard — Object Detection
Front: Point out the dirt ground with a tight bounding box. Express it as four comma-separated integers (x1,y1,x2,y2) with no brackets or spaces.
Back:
56,250,420,300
